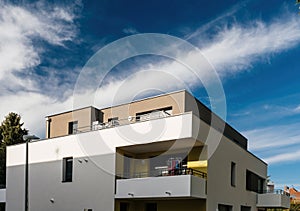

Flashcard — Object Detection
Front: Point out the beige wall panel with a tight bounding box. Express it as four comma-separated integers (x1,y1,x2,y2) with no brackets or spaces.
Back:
102,91,185,122
48,107,93,138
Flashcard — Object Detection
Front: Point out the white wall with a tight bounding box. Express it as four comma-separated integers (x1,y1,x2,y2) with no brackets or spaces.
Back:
0,188,5,203
207,133,267,211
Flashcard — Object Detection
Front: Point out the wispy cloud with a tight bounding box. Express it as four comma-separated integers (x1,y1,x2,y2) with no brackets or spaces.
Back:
185,0,249,41
0,1,81,136
85,12,300,109
1,2,300,142
123,27,139,35
0,1,80,89
244,123,300,164
265,150,300,165
202,14,300,73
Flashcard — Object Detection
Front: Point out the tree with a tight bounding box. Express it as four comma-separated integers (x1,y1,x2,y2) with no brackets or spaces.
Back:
0,112,28,185
0,112,28,145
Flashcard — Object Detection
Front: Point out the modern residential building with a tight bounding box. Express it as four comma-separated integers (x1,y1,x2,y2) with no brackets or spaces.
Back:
5,90,290,211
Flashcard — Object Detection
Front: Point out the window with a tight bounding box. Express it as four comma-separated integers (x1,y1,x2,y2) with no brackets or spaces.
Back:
218,204,232,211
231,162,236,187
68,121,78,134
246,170,264,193
136,107,172,121
62,157,73,182
120,202,129,211
108,117,119,126
145,203,157,211
241,206,251,211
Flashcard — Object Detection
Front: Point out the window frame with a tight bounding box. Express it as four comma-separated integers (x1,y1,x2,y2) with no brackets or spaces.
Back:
62,157,73,182
231,162,236,187
68,121,78,134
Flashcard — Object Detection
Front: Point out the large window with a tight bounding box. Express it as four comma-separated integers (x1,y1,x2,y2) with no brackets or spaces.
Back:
231,162,236,187
62,157,73,182
108,117,119,126
145,203,157,211
246,170,264,193
218,204,232,211
68,121,78,134
120,202,129,211
241,206,251,211
136,107,172,121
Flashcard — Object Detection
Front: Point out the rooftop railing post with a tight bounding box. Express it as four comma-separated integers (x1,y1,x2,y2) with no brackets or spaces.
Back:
23,135,40,211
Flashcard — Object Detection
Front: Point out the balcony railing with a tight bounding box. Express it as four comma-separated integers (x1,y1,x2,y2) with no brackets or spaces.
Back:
74,110,175,134
262,189,290,197
117,167,207,180
257,189,290,209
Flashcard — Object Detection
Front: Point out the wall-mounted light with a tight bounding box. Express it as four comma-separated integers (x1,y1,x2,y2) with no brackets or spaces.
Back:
50,198,54,203
128,193,134,197
84,158,88,163
165,191,171,195
78,159,83,163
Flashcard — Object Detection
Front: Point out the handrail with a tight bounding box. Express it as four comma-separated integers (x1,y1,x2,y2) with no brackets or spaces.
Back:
116,167,207,180
261,189,290,196
74,111,190,134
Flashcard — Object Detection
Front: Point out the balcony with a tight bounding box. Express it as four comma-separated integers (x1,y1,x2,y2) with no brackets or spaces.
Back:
73,112,200,148
257,189,290,209
115,168,207,199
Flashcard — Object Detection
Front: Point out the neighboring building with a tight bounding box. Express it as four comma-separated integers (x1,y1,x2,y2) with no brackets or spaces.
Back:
5,90,290,211
285,186,300,204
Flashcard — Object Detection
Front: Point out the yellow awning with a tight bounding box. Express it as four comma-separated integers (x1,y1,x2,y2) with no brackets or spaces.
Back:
187,160,207,168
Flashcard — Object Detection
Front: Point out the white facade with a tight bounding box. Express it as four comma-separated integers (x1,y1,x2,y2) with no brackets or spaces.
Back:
5,91,290,211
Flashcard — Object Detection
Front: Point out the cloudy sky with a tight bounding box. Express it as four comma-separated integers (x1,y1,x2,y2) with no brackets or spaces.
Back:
1,0,300,189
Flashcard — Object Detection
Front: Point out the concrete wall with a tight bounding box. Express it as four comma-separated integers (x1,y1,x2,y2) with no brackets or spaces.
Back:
115,175,206,199
0,189,5,203
257,193,290,208
207,130,267,211
101,91,185,122
115,199,206,211
6,113,195,211
6,132,115,211
46,107,101,138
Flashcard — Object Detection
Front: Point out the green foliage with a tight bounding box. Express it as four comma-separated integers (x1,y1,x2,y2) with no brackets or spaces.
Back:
0,112,28,186
0,112,28,146
291,203,300,211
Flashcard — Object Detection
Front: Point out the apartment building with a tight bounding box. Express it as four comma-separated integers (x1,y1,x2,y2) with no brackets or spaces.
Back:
5,90,290,211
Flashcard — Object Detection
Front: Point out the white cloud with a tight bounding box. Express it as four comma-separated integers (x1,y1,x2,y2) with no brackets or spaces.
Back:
202,15,300,73
123,27,139,35
0,1,80,137
0,92,73,137
264,150,300,165
294,105,300,113
244,123,300,164
78,12,300,112
245,124,300,151
0,2,78,88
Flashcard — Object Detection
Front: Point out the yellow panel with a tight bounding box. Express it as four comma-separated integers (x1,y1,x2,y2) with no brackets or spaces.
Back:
187,160,207,168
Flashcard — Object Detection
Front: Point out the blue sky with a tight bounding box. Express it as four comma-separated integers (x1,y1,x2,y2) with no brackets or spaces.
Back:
0,0,300,189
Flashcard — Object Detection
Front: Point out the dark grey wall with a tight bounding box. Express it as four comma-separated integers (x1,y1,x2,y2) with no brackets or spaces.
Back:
6,154,115,211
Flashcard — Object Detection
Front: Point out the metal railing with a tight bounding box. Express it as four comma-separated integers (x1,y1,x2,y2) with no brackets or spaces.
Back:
262,189,290,197
117,167,207,180
74,110,175,134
